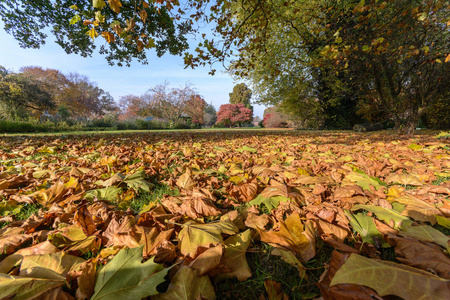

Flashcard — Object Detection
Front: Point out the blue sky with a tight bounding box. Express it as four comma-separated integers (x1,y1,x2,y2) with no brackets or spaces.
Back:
0,23,266,118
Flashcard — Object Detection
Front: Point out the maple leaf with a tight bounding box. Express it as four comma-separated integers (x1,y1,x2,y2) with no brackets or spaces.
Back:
386,173,423,186
153,266,215,300
107,0,122,13
189,245,223,276
74,204,97,236
91,246,170,300
330,254,450,299
178,220,239,258
215,229,252,281
249,194,291,211
177,168,195,190
259,213,315,263
0,274,65,300
344,210,384,246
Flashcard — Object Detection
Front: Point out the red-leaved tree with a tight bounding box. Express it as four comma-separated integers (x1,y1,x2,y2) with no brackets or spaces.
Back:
216,103,253,127
184,94,206,124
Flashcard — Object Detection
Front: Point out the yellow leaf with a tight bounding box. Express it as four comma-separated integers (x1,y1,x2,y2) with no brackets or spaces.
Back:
445,53,450,63
176,168,194,190
86,28,99,41
386,173,423,186
107,0,122,13
139,10,147,23
153,266,215,300
259,214,314,263
178,220,239,258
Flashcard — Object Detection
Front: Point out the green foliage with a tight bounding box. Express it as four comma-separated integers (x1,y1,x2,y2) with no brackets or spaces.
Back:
203,103,217,127
229,83,253,111
0,120,84,133
0,1,191,67
0,72,55,118
424,95,450,129
215,0,450,133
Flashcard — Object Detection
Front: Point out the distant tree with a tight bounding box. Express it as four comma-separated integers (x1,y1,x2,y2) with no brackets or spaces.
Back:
63,72,116,118
0,71,55,119
118,94,148,119
263,107,294,128
145,82,193,124
229,83,253,111
203,103,217,127
57,105,71,121
0,66,8,76
20,66,69,106
216,103,253,127
252,116,262,127
184,94,206,124
19,67,117,119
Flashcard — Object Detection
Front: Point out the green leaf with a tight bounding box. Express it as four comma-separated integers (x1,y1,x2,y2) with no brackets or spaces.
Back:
399,225,450,249
85,186,122,202
248,194,291,211
236,145,257,153
0,273,64,300
436,215,450,229
91,246,170,300
362,45,372,52
178,220,239,258
20,252,85,280
69,14,81,25
93,0,107,9
351,204,412,229
0,200,22,216
343,172,383,191
344,210,383,245
330,254,449,299
123,170,153,193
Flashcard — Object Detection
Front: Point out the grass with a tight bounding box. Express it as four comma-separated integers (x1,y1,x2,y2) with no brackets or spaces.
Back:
1,203,42,228
432,176,450,185
214,242,333,300
1,127,268,137
130,183,180,212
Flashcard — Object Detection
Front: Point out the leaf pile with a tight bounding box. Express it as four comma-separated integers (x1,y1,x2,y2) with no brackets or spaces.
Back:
0,131,450,299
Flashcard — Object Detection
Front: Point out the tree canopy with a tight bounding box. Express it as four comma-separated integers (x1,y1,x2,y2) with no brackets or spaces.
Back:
0,0,193,66
2,0,449,132
229,83,252,110
0,65,118,120
216,103,253,127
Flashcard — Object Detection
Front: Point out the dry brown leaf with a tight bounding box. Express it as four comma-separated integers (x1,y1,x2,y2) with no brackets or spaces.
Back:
389,235,450,279
177,168,195,190
264,279,289,300
74,204,97,236
189,245,223,276
244,212,270,230
75,259,97,300
179,197,221,219
386,173,423,186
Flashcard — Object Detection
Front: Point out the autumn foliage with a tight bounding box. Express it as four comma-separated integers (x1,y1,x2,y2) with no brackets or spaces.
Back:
1,130,449,299
216,103,253,127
